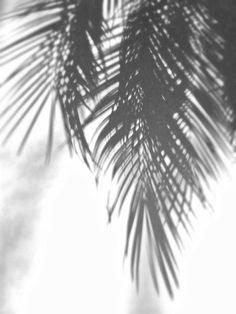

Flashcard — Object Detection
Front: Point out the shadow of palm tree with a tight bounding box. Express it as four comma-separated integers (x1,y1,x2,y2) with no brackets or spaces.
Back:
0,0,236,301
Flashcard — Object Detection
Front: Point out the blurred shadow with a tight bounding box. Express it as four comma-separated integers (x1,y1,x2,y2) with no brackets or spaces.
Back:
0,145,60,313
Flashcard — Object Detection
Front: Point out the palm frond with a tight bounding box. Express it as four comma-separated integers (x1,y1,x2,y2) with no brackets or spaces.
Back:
92,0,233,296
0,0,105,162
202,0,236,135
1,0,235,297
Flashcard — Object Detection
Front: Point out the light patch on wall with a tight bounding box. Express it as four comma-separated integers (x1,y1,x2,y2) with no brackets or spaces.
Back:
16,154,135,314
9,155,236,314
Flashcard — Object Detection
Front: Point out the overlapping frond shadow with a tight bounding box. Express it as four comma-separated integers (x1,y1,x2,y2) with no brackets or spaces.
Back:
0,0,235,297
203,0,236,134
88,0,234,296
0,0,107,163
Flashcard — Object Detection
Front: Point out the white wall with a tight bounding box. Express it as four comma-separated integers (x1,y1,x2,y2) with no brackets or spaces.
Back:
1,2,236,314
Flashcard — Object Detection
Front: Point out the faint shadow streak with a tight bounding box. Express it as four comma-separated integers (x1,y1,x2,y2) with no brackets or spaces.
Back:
0,145,61,313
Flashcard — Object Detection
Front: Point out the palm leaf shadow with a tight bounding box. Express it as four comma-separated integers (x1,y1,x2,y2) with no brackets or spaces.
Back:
0,0,235,297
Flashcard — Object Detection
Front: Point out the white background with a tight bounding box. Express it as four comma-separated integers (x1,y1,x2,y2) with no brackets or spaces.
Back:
1,1,236,314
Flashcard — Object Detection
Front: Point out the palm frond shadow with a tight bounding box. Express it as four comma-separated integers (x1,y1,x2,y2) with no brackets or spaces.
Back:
0,0,235,297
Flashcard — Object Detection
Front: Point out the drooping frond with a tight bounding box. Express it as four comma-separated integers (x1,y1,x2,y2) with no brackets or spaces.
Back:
0,0,105,161
1,0,235,297
92,0,233,296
